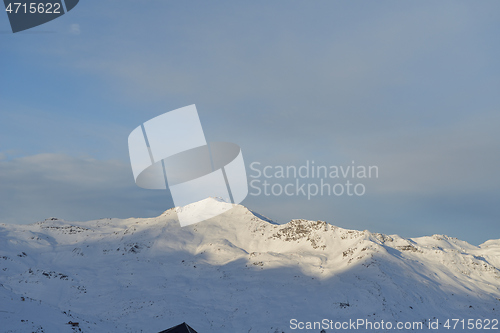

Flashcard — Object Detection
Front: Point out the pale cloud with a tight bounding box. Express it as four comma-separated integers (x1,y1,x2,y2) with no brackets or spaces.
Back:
69,23,80,35
340,111,500,196
0,153,172,224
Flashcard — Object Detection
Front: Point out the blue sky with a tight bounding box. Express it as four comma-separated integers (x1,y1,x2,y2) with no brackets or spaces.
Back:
1,1,499,245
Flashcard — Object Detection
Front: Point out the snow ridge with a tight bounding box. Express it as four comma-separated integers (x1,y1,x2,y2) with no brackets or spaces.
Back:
0,197,499,332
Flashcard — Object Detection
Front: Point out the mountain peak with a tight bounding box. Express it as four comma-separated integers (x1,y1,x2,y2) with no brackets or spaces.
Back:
1,201,499,332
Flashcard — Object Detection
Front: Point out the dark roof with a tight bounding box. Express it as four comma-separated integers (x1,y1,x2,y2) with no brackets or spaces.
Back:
158,322,199,333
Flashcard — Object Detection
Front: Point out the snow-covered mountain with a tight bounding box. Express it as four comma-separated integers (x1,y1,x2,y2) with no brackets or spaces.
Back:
1,198,499,332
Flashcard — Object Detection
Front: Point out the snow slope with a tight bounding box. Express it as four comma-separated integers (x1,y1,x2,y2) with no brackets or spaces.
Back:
0,197,499,332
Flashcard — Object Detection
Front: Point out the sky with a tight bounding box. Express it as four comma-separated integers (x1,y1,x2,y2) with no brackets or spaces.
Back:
1,0,499,245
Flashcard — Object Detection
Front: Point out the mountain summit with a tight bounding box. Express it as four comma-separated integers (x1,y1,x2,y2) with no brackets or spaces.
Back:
1,198,499,332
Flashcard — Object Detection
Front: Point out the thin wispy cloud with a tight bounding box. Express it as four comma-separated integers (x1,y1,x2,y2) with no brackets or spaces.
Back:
0,153,171,224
